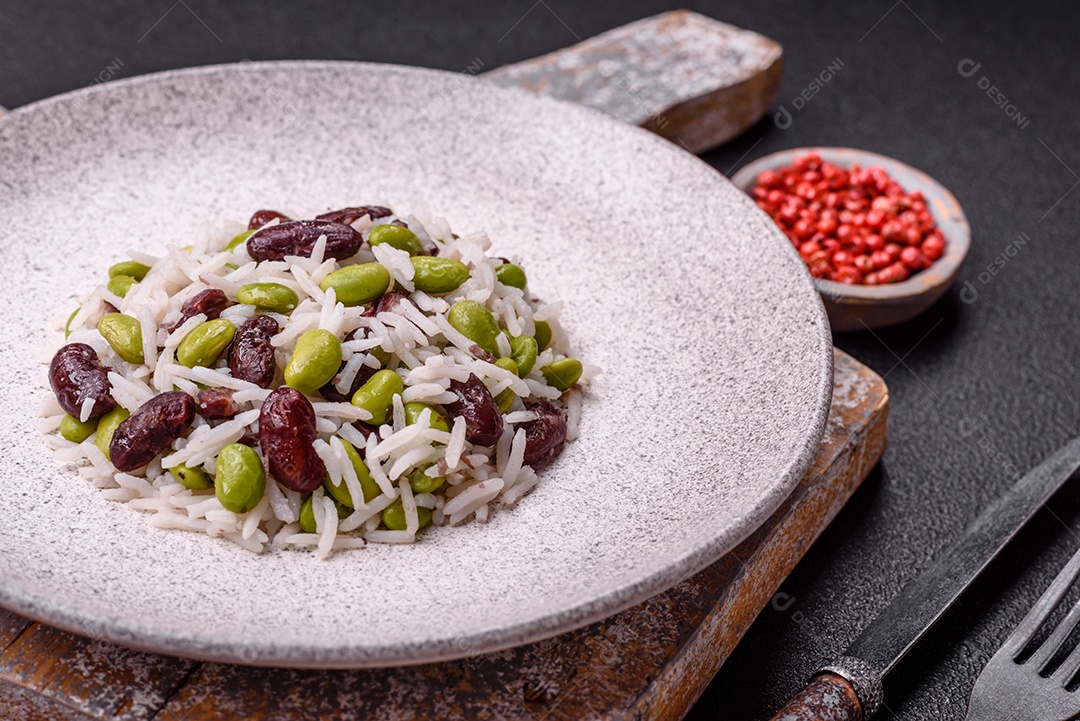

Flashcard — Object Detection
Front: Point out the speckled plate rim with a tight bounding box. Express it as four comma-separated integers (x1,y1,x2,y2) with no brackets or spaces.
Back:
731,146,970,302
0,60,833,667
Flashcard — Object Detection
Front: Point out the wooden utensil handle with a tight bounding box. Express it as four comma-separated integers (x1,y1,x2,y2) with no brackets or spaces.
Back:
770,673,863,721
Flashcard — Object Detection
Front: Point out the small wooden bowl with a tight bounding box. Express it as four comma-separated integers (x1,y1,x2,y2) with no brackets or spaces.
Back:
731,147,970,331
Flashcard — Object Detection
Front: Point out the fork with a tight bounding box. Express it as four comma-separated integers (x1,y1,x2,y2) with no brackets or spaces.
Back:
965,544,1080,720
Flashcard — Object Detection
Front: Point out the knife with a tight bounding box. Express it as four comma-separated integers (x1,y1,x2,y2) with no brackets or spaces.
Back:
771,436,1080,720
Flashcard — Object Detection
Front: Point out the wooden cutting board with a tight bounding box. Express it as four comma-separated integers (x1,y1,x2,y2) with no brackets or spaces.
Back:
0,11,888,721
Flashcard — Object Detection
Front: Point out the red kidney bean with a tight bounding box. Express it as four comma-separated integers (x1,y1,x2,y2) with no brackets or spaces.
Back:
237,428,260,447
246,220,361,262
446,374,504,447
520,399,567,465
469,345,497,363
259,387,326,492
228,315,279,388
197,387,239,420
109,391,196,472
169,288,230,332
361,292,410,318
319,363,375,403
49,343,117,418
248,209,292,230
315,206,392,226
349,421,379,452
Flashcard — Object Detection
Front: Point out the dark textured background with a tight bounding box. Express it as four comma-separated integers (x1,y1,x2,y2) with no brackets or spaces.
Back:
3,1,1079,718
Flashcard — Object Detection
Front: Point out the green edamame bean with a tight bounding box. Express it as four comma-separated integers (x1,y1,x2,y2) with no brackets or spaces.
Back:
225,229,255,251
299,494,350,532
495,263,527,289
509,334,538,376
319,263,391,306
495,387,515,413
107,275,138,298
300,497,319,531
403,402,449,432
285,329,343,394
408,465,445,494
176,318,236,368
172,463,211,490
494,357,518,375
533,320,553,351
94,406,130,460
214,443,266,514
410,256,470,294
60,414,98,443
370,345,391,366
541,358,583,392
65,309,78,339
382,499,433,531
492,356,518,411
350,369,404,426
448,300,501,357
109,261,151,281
324,478,352,508
98,313,144,364
237,282,299,313
325,438,382,507
300,495,318,533
369,224,423,256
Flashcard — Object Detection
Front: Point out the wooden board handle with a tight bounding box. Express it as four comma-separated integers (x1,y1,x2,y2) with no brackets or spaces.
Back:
770,673,863,721
484,10,783,154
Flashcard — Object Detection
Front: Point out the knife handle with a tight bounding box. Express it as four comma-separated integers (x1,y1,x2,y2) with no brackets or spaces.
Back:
769,673,863,721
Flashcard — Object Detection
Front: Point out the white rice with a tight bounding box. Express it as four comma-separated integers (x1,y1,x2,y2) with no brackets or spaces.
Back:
502,467,539,506
337,422,369,450
43,204,595,557
107,371,155,411
38,414,65,434
329,435,364,509
445,417,467,470
503,411,538,425
444,478,504,524
502,428,527,490
335,355,367,395
79,397,95,423
316,493,337,559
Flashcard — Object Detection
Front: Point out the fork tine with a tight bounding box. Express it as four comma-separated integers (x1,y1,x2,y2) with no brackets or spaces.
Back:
1032,592,1080,671
1004,544,1080,659
1051,608,1080,684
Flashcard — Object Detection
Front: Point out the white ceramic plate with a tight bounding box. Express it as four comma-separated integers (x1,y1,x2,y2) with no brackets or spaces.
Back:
0,62,832,668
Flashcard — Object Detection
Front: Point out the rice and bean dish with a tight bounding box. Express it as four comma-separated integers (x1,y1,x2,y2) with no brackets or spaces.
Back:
40,205,597,557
